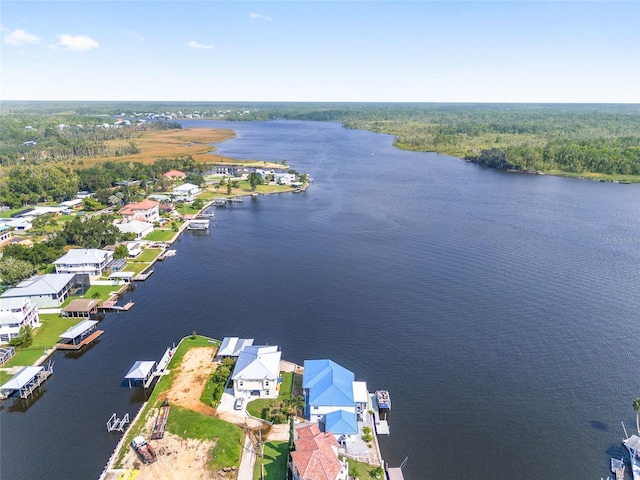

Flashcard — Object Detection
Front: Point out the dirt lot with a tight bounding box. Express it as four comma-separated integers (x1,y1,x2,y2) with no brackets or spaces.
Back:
112,347,224,480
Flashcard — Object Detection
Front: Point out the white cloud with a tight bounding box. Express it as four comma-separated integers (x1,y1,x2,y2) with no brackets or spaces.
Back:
188,40,214,50
249,12,273,22
4,29,40,46
58,34,99,51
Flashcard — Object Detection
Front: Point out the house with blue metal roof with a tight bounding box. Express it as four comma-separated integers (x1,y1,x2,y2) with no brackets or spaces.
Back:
302,359,357,422
322,409,359,443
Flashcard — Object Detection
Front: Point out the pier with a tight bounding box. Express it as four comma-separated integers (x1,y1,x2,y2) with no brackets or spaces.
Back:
133,269,154,281
56,319,104,350
99,301,135,312
0,361,54,400
611,457,625,480
187,219,210,230
124,360,157,389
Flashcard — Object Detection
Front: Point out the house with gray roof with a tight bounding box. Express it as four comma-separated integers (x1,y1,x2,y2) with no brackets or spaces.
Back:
116,220,154,240
231,345,281,399
54,249,113,276
1,273,89,308
216,337,254,360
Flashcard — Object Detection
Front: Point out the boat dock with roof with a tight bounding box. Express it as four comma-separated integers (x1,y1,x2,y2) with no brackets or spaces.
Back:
56,319,103,350
0,361,54,400
124,361,157,389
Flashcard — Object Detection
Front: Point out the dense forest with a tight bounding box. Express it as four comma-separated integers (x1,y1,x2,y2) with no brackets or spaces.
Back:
1,101,639,180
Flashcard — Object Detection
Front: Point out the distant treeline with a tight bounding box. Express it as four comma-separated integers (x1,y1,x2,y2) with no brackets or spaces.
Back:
1,102,639,177
0,113,181,166
0,157,206,208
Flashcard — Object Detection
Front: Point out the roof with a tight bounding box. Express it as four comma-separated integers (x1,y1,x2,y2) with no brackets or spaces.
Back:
2,273,76,298
386,467,406,480
0,297,31,311
231,345,281,381
62,299,100,313
217,337,254,357
59,319,98,339
163,170,186,178
625,435,640,451
119,199,159,215
173,183,198,193
116,220,154,235
303,359,355,407
0,310,23,326
353,381,369,404
125,361,157,380
53,249,111,266
1,366,43,391
291,424,343,480
323,409,359,435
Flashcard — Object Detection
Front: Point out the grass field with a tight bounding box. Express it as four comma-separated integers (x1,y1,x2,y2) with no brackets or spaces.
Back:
346,458,384,479
254,441,289,480
166,405,244,469
129,248,162,263
144,229,178,242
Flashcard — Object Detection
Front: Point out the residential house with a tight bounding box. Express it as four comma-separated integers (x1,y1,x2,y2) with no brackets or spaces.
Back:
53,249,114,276
172,183,201,201
231,345,281,399
289,424,348,480
0,224,11,243
321,409,359,444
215,337,254,360
163,170,186,180
1,273,89,308
124,241,143,258
0,218,32,232
119,199,160,223
274,172,297,185
116,220,154,240
0,297,40,344
302,359,357,423
61,299,100,318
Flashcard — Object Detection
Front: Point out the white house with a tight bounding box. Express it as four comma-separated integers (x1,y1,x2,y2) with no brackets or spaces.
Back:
0,297,40,344
0,218,32,232
172,183,201,200
124,241,143,258
0,224,11,243
116,220,154,240
231,345,281,399
274,172,296,185
216,337,254,360
53,249,114,276
1,273,87,308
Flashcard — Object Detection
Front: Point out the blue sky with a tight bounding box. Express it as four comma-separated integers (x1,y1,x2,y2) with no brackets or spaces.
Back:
2,1,639,103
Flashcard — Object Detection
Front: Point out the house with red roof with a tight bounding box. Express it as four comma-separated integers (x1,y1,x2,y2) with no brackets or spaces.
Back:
119,199,160,223
290,424,348,480
163,170,186,179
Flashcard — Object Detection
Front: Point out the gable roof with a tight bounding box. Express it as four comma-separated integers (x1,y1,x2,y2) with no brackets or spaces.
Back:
291,424,343,480
323,409,359,435
218,337,254,357
231,345,281,381
172,183,199,193
2,274,76,298
116,220,154,235
303,359,355,407
53,249,111,266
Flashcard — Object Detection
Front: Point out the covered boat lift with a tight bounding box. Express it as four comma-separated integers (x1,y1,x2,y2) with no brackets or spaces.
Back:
0,362,54,400
57,319,103,350
124,360,157,388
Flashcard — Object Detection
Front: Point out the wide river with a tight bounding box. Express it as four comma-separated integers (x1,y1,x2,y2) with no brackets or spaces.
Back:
1,120,639,480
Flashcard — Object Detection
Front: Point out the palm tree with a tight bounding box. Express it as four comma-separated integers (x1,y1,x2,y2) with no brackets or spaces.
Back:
633,398,640,434
284,395,305,418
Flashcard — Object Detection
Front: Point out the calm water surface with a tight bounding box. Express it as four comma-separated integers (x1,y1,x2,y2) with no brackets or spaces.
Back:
1,120,639,480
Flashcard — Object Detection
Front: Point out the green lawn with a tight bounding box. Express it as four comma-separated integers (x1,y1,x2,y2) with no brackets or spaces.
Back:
167,405,243,469
346,458,384,479
2,313,78,367
0,207,27,218
254,441,289,480
144,229,178,242
129,248,161,263
279,372,293,400
65,285,121,304
246,398,276,420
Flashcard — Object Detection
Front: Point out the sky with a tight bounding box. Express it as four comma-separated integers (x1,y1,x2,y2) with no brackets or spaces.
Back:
1,1,639,103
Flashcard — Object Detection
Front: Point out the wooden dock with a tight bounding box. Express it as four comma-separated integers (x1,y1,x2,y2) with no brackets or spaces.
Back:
134,269,154,281
56,330,104,350
99,301,134,312
151,399,170,439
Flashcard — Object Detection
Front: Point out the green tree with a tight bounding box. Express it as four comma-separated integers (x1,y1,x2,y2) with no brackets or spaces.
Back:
83,197,102,211
192,198,204,210
9,325,33,348
284,395,305,417
114,244,129,259
0,257,37,285
288,414,295,452
633,398,640,434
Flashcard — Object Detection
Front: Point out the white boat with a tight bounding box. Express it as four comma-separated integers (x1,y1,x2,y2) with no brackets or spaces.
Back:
624,435,640,480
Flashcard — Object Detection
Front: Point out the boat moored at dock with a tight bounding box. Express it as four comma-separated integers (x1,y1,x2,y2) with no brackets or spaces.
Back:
624,435,640,480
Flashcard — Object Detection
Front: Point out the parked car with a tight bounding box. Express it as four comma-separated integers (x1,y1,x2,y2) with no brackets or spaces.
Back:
234,397,244,410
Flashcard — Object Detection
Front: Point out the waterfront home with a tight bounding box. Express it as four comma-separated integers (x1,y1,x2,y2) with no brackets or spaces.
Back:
215,337,254,360
54,249,114,276
274,172,297,185
290,424,348,480
303,359,357,423
119,199,160,224
0,224,11,243
0,218,32,232
321,409,359,444
115,220,154,240
172,183,201,200
231,345,281,399
0,297,40,344
1,273,89,308
124,241,143,258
